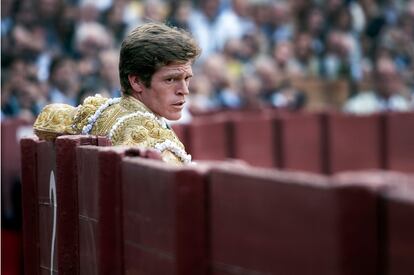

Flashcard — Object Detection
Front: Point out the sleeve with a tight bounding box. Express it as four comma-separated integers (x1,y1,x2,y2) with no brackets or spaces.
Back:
33,94,109,140
33,103,78,140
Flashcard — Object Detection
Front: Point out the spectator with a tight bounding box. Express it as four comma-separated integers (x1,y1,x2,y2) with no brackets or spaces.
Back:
78,0,102,23
268,1,294,45
167,1,192,31
344,56,413,114
272,40,297,79
2,58,46,119
290,32,322,77
103,1,128,45
187,74,216,114
141,0,167,23
270,80,307,111
222,38,244,79
239,73,266,110
188,0,222,60
1,0,15,35
202,53,241,108
215,0,255,50
303,5,326,55
322,30,354,80
97,49,121,98
253,57,280,105
1,0,414,117
253,56,306,110
48,56,80,106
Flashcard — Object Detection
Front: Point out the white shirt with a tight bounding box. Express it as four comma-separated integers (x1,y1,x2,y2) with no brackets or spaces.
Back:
343,91,412,114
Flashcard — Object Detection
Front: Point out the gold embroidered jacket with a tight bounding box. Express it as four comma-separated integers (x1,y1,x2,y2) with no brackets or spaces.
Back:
33,95,191,164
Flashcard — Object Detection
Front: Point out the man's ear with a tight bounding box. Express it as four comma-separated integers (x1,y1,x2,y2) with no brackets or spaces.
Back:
128,74,144,93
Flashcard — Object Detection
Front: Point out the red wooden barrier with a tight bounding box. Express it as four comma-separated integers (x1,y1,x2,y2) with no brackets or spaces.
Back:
77,145,127,275
385,112,414,172
19,112,414,275
187,115,231,160
324,113,384,173
278,112,324,173
122,158,207,275
76,145,159,275
178,111,414,174
56,136,110,275
20,137,40,275
232,114,276,167
171,123,188,149
331,170,413,273
208,165,380,275
21,137,56,275
382,183,414,274
20,135,110,275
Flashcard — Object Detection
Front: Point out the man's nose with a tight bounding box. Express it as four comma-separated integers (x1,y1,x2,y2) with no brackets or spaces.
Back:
177,80,190,95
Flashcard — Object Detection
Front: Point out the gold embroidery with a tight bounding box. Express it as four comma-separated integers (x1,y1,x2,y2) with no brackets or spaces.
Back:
149,128,161,139
72,95,109,133
33,104,77,140
33,94,189,164
129,127,148,143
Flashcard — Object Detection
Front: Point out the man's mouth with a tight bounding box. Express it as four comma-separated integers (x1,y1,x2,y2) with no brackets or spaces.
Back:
172,101,185,107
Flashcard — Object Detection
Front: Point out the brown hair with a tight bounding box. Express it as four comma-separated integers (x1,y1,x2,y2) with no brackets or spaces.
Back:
119,22,201,94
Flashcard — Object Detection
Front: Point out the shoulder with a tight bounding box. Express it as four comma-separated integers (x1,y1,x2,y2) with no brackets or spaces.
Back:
72,94,121,135
33,103,77,140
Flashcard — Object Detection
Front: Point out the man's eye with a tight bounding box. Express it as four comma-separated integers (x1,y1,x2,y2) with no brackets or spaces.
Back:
166,78,174,83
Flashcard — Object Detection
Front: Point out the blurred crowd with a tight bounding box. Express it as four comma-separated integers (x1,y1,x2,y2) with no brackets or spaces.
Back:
2,0,414,122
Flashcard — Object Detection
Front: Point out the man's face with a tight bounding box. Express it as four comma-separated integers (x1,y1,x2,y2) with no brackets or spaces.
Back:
138,62,193,120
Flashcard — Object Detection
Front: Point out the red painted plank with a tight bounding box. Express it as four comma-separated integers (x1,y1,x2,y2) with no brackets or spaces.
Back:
325,113,384,173
20,137,41,275
382,180,414,274
208,165,380,274
279,112,324,173
385,112,414,172
187,115,231,161
55,135,107,275
232,114,276,168
122,158,207,275
76,146,130,275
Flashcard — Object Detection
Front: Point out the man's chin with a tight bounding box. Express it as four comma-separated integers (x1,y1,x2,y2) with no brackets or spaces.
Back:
165,113,181,121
